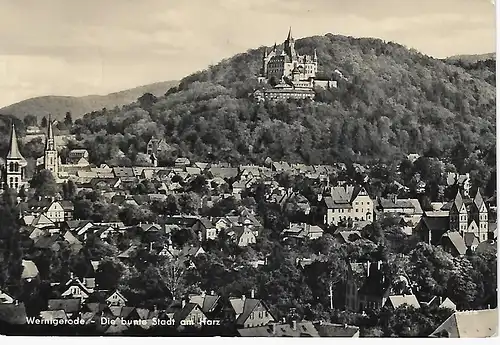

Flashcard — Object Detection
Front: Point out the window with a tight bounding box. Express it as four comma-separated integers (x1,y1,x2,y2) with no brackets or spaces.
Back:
356,209,359,213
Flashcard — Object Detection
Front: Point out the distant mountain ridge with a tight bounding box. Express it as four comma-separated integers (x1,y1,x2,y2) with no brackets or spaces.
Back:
0,80,178,121
445,52,496,63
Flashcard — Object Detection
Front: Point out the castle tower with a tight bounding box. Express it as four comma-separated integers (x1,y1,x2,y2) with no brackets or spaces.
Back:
261,47,268,76
5,124,27,192
44,114,59,178
284,27,297,60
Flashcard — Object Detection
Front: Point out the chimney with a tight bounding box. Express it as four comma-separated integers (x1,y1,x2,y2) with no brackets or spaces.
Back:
344,324,347,328
366,262,371,277
292,320,297,331
241,294,246,302
153,305,158,312
439,296,443,305
182,300,186,308
250,289,255,299
377,260,382,270
272,323,277,334
210,290,215,296
15,300,19,306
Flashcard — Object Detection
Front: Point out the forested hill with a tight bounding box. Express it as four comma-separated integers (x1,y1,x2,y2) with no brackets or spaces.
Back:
3,34,496,173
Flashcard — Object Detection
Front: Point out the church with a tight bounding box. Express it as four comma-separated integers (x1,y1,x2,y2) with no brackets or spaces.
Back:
1,124,29,192
1,115,91,192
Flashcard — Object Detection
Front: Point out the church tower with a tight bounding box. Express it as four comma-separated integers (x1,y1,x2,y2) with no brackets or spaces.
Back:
44,115,59,178
5,124,27,192
449,191,468,233
472,190,489,242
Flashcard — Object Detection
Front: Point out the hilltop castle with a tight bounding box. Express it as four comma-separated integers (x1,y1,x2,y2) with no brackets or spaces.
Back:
255,28,337,101
260,27,318,83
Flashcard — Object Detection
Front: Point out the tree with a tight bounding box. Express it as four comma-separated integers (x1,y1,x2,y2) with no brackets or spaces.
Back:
158,257,188,300
64,112,73,127
30,169,60,197
95,258,125,290
23,114,38,127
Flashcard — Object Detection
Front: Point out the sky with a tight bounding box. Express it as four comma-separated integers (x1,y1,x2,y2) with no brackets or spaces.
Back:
0,0,496,107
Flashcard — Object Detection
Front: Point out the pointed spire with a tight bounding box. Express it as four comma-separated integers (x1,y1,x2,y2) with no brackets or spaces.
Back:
287,26,293,41
7,123,26,161
454,190,463,211
45,114,56,151
474,190,484,209
273,42,277,51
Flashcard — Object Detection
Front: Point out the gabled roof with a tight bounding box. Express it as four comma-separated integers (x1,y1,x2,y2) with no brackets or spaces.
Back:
441,232,467,256
238,321,320,337
473,190,485,210
386,294,420,309
40,310,68,321
314,322,360,337
189,294,220,314
174,302,204,323
0,303,27,324
463,233,479,247
21,260,39,279
229,297,273,325
430,309,498,338
421,216,449,232
47,299,81,313
34,233,61,249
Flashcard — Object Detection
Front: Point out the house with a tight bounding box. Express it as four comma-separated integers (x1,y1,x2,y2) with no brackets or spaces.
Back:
271,161,291,173
413,214,450,245
208,167,239,180
0,303,27,325
227,293,276,328
173,301,207,328
440,231,467,257
323,185,373,227
34,233,63,251
25,199,66,223
174,157,191,169
196,218,218,242
384,294,420,310
112,167,136,182
334,230,362,244
281,223,324,241
429,309,498,338
0,290,14,304
188,292,223,319
21,260,39,282
238,320,320,337
67,149,89,164
420,296,457,311
344,261,413,312
61,274,95,302
314,322,360,337
230,225,257,247
47,299,81,318
106,290,128,307
375,196,423,223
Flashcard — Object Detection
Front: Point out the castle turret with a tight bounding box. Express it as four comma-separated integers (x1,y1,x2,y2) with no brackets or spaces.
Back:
284,27,297,60
4,124,27,191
